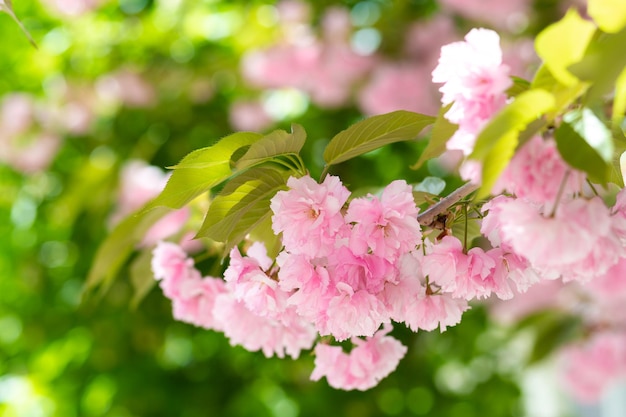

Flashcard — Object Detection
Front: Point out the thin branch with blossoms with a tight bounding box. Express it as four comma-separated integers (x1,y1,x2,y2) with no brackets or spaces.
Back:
417,181,480,227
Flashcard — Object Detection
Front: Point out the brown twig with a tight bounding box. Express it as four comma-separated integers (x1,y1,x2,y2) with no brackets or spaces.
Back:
417,182,480,227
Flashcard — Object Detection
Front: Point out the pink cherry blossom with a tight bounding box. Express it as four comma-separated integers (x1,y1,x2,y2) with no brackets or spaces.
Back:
407,290,469,332
496,197,609,275
381,251,425,323
480,195,515,248
171,276,229,331
276,252,332,322
152,241,202,300
327,246,396,294
345,180,422,262
422,236,466,290
151,241,228,330
321,283,390,341
500,251,541,293
310,324,407,390
432,28,511,155
271,174,350,258
451,247,497,300
224,244,288,319
213,293,316,359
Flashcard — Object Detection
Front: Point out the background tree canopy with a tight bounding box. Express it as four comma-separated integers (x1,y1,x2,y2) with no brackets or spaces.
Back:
1,0,622,416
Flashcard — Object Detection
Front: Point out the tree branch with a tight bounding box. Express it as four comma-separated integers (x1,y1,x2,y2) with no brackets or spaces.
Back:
417,182,480,226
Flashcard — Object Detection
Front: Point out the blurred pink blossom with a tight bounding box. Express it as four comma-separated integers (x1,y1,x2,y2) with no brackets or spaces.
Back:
96,69,156,108
404,16,460,70
277,0,311,25
111,160,190,246
229,100,274,132
560,332,626,403
112,160,169,222
0,94,62,173
496,136,584,205
439,0,531,32
321,6,352,41
489,280,566,325
358,63,439,116
502,38,539,78
40,0,101,17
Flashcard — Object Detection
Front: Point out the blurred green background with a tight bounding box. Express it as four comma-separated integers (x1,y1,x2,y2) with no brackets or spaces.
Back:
0,0,588,416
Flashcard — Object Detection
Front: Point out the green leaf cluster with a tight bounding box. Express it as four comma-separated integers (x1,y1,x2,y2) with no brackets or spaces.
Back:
87,111,435,298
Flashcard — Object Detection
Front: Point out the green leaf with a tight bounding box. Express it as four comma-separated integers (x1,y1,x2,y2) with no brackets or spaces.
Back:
529,314,583,364
129,248,156,309
613,66,626,129
471,90,554,160
414,177,446,195
531,65,589,121
506,76,531,97
0,0,37,48
476,132,519,200
411,104,456,170
589,0,626,33
471,89,555,199
450,213,483,245
247,215,283,259
235,124,306,170
412,191,438,206
535,9,596,86
146,132,262,210
83,206,171,300
196,166,291,253
569,27,626,102
324,110,435,166
555,108,614,183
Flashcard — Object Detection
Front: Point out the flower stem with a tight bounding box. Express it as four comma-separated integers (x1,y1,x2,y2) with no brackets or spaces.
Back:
463,202,469,253
319,165,330,182
549,170,570,218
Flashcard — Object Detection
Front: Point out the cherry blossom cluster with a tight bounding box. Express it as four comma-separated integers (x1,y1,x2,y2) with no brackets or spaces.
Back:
149,24,626,396
151,172,554,390
434,28,626,404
